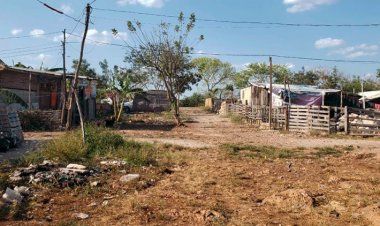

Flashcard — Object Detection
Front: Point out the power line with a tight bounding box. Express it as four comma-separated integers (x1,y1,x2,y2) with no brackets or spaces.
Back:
65,33,380,64
0,45,61,54
193,52,380,64
93,7,380,28
35,0,85,25
0,31,61,40
1,48,62,59
0,44,61,53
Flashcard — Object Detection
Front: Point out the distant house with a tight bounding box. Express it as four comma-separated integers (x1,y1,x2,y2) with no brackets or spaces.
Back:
0,59,97,120
132,90,170,112
240,83,341,107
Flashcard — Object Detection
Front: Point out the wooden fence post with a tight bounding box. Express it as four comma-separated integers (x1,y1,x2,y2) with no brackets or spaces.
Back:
344,106,349,135
328,106,331,134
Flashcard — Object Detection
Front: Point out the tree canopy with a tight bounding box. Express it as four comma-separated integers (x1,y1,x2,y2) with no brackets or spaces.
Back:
192,57,235,98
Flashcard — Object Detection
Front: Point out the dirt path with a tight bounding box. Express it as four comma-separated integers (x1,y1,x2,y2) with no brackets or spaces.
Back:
122,107,380,155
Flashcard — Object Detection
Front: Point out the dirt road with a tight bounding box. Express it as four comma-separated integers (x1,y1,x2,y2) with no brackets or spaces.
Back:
122,107,380,155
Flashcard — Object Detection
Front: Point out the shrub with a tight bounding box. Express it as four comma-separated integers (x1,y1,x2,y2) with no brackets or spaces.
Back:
180,93,205,107
40,124,157,166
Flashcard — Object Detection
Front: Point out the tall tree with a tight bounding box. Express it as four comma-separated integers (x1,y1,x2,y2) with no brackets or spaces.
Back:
115,12,203,125
192,57,235,98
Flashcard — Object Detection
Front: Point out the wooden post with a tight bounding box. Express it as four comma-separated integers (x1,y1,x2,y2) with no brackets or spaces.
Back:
60,29,67,125
344,106,349,135
269,57,273,129
328,106,331,134
66,3,91,133
28,72,32,109
361,81,366,110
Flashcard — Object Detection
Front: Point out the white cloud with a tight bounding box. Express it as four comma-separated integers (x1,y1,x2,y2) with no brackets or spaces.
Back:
315,38,344,49
60,4,74,15
332,44,378,58
30,29,45,38
117,0,166,8
285,63,295,69
11,29,23,36
283,0,336,13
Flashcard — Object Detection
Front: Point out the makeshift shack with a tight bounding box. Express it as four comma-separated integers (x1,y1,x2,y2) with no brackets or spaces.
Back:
133,90,170,112
240,83,341,107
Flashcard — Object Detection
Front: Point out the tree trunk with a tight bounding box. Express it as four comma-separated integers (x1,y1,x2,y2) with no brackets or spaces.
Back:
174,92,181,125
116,98,124,122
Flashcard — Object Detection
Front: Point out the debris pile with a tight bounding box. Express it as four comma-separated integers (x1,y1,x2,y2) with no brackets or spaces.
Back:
9,160,94,188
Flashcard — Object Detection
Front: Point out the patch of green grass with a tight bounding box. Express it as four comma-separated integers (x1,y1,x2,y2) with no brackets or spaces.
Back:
221,144,300,159
17,124,160,167
313,147,343,158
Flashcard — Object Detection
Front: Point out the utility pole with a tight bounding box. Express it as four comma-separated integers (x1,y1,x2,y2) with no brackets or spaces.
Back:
66,3,91,143
60,29,66,125
269,56,273,130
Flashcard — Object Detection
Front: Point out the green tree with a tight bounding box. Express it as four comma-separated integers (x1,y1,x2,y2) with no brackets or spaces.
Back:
319,66,341,89
292,67,319,85
192,57,235,98
116,12,203,125
180,93,205,107
72,59,96,78
233,63,291,88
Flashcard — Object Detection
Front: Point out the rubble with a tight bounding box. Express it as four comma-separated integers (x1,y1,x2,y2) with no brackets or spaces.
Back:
10,161,94,188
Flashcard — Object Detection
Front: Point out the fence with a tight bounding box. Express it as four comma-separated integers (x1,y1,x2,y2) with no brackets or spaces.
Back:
220,102,338,133
344,107,380,136
289,106,337,133
220,102,287,130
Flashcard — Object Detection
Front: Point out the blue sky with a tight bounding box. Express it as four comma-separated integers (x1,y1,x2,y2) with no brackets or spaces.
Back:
1,0,380,82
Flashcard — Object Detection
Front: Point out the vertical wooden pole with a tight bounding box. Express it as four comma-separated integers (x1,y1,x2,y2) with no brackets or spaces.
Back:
361,81,366,110
66,3,91,133
269,57,273,130
344,106,349,135
28,72,31,109
60,29,67,125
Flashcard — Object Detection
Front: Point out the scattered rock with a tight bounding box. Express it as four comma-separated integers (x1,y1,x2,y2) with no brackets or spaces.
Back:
102,200,109,206
2,187,23,203
263,189,313,213
162,168,174,174
66,164,87,170
90,181,100,187
73,212,89,219
100,160,126,167
120,174,140,183
355,153,376,159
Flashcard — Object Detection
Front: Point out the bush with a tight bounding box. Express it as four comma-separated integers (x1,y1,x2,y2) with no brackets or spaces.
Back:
19,111,50,131
41,124,156,166
180,93,205,107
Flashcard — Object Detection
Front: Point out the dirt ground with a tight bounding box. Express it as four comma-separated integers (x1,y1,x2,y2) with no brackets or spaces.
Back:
1,107,380,225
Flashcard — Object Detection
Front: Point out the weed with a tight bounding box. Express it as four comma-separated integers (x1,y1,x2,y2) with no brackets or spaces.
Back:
313,147,342,158
221,144,299,159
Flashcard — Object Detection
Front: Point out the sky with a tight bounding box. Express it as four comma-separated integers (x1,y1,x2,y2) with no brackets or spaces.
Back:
1,0,380,85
